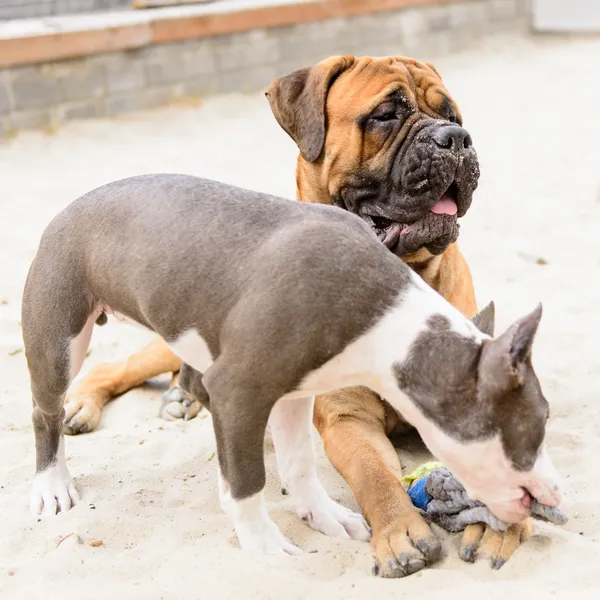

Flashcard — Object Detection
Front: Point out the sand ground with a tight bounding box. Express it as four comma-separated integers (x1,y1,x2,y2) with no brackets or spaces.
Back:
1,33,599,600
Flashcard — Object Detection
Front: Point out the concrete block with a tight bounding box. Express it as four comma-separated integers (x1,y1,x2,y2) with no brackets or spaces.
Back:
143,86,178,110
215,69,245,95
355,14,396,46
181,75,219,99
185,42,217,77
489,0,520,20
241,64,279,93
426,5,452,31
314,17,348,40
449,2,479,27
0,115,16,140
413,29,455,61
105,93,143,118
0,76,12,114
10,107,54,131
143,44,214,86
215,31,279,71
517,0,532,17
135,42,189,65
106,62,145,94
60,65,105,102
278,34,310,63
60,99,106,122
464,1,489,28
392,8,428,39
11,68,62,110
145,58,189,86
0,0,529,128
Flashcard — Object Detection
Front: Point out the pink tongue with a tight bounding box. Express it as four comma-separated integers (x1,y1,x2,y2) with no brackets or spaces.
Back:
430,195,458,215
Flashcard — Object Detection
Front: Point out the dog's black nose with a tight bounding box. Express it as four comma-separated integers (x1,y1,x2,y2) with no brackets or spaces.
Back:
433,125,472,150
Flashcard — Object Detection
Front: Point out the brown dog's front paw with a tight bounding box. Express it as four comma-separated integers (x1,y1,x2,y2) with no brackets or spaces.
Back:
459,520,533,570
63,395,103,435
372,511,441,578
159,386,202,421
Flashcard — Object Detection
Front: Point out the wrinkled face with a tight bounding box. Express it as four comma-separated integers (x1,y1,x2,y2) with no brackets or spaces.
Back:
323,57,480,257
266,55,480,258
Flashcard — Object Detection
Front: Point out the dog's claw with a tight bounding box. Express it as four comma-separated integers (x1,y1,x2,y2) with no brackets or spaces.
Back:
416,536,442,562
372,512,441,578
460,544,474,563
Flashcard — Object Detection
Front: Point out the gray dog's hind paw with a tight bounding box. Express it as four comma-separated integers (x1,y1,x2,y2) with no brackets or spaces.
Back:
159,386,202,422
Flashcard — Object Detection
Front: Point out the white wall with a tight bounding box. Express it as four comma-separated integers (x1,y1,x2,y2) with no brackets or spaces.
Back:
532,0,600,31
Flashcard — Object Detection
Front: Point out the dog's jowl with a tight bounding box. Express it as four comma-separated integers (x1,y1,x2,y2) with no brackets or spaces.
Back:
22,174,562,554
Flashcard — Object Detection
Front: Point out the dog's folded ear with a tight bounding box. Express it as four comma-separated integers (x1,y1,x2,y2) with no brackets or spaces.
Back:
478,304,543,391
471,301,495,336
265,56,355,162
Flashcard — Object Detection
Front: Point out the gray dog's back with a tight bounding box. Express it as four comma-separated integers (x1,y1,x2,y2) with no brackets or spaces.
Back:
34,174,407,354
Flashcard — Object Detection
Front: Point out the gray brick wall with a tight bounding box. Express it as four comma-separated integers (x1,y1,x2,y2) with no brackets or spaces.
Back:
0,0,530,137
0,1,130,20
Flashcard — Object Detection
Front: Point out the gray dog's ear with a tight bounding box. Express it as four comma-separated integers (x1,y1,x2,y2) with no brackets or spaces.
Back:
479,304,543,391
506,303,543,368
265,55,355,162
471,301,495,336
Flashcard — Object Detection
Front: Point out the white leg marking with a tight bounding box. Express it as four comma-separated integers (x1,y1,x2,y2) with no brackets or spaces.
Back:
167,329,214,373
218,470,301,555
69,315,96,380
269,396,371,542
30,438,79,516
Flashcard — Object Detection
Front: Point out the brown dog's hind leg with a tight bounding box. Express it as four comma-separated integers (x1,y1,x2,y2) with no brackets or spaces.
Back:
63,337,184,434
314,387,441,578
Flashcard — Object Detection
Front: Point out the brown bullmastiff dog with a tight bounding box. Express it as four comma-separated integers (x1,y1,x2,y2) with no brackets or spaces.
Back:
62,55,533,576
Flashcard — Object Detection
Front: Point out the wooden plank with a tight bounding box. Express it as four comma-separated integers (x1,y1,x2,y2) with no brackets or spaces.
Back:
150,0,450,44
131,0,216,8
0,0,463,68
0,24,152,69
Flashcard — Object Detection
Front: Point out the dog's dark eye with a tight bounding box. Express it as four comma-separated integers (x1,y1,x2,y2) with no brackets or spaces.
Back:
369,103,398,123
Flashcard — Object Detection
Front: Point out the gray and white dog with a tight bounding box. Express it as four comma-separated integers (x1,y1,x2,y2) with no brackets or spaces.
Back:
22,174,562,554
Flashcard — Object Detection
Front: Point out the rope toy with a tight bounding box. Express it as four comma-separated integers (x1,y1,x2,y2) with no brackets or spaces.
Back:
402,461,568,533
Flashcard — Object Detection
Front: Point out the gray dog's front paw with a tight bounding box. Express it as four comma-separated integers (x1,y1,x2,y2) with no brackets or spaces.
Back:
159,386,202,421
